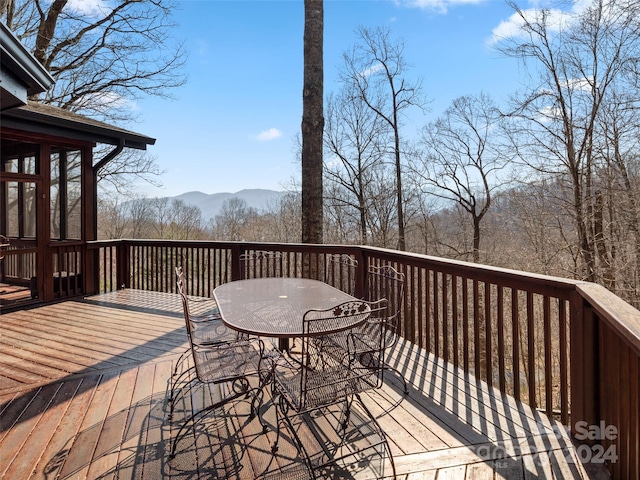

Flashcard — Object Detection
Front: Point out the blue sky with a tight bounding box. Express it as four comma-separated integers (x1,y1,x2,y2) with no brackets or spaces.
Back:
133,0,530,198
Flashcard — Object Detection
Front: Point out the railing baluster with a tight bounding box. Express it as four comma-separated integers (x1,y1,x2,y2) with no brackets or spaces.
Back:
527,291,536,409
512,288,520,402
425,268,431,352
442,272,449,363
433,271,440,358
462,277,470,374
485,281,492,387
417,267,424,349
497,285,505,393
543,295,552,417
473,279,481,379
559,299,568,424
452,274,459,369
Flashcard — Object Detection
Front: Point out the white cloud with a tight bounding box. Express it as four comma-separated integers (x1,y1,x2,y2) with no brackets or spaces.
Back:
394,0,484,14
67,0,109,16
255,128,283,141
562,77,593,92
488,12,529,44
359,63,385,78
487,1,591,45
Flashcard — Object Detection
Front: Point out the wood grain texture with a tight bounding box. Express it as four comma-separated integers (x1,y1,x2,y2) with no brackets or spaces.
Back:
0,290,597,479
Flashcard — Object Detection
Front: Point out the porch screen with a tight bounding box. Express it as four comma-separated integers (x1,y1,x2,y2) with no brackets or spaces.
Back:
50,149,81,240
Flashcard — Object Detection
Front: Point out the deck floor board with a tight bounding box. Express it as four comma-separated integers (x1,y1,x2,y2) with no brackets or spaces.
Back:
0,289,598,479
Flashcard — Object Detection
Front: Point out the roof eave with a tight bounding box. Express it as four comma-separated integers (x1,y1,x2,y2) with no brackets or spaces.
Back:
0,21,54,96
1,105,156,150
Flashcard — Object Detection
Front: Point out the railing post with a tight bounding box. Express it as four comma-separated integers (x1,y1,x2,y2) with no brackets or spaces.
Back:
230,243,243,281
83,243,97,295
354,248,368,299
569,291,600,437
117,240,131,289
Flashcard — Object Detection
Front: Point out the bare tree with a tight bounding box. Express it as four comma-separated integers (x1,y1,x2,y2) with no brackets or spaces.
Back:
498,180,580,276
97,197,128,240
262,191,302,243
341,26,425,251
213,198,258,241
167,200,202,240
324,85,390,243
3,0,186,122
2,0,185,192
414,93,511,263
149,197,171,239
594,93,640,300
96,147,164,196
364,166,399,248
128,197,154,239
496,0,640,286
301,0,324,245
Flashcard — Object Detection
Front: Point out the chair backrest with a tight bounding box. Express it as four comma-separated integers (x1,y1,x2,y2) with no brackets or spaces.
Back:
240,250,283,279
364,265,405,336
298,299,387,408
175,266,194,335
324,254,358,296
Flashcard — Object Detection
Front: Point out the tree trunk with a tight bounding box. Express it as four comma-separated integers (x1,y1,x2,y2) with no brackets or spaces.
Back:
394,125,406,251
301,0,324,245
34,0,68,68
473,215,481,263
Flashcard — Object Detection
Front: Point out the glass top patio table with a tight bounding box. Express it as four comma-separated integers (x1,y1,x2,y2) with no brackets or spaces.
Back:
212,277,360,348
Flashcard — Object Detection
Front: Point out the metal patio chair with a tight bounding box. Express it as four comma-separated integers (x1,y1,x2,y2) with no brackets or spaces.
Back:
240,250,284,279
268,299,396,479
170,266,241,383
319,264,408,395
354,264,408,394
168,271,268,460
324,253,358,296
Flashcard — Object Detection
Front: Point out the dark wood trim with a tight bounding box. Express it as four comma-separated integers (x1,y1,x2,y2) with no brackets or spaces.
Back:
38,143,52,301
0,171,44,182
1,126,95,149
83,146,96,294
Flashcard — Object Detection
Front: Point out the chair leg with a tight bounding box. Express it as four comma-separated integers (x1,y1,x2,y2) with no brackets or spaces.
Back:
171,347,191,379
361,350,409,395
338,395,354,432
269,396,316,479
383,364,409,395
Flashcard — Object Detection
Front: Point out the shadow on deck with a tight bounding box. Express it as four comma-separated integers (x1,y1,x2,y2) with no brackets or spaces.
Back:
0,290,601,479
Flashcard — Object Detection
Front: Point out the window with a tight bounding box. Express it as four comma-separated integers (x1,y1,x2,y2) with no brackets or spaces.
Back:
50,148,82,240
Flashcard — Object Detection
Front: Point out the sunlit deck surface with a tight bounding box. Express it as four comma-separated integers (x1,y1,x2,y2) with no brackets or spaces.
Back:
0,289,594,479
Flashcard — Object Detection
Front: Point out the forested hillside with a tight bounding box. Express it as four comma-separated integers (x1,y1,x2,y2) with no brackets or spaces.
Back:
97,0,640,309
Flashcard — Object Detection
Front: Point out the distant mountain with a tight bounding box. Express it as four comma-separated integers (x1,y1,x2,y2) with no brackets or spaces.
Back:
172,189,285,221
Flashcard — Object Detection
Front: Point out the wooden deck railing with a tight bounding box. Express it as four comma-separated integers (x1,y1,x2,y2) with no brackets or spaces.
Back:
1,240,83,299
87,239,640,479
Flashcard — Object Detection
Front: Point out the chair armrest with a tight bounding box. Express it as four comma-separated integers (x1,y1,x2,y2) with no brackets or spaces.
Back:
189,311,222,324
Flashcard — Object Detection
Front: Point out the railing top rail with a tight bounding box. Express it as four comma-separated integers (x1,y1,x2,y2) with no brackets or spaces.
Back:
88,239,580,290
577,282,640,355
88,239,640,329
360,245,578,280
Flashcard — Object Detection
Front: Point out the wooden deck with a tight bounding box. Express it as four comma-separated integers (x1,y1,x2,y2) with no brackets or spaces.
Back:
0,289,597,479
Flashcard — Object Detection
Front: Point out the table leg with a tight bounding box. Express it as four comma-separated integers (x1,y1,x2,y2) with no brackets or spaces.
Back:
278,338,290,351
